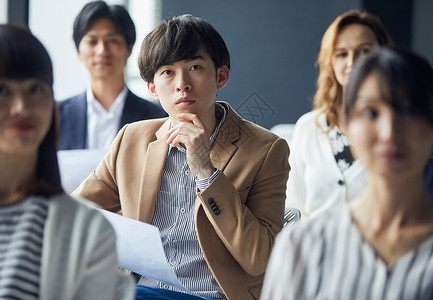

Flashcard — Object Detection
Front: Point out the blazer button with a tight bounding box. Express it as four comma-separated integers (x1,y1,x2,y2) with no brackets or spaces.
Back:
338,180,344,185
208,198,215,204
214,209,221,215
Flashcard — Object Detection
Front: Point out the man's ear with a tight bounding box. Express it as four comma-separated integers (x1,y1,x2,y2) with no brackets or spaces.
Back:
216,65,230,90
77,49,84,62
147,82,159,100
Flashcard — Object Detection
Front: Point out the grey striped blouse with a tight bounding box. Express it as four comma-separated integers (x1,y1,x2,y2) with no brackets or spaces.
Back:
261,202,433,300
0,197,48,299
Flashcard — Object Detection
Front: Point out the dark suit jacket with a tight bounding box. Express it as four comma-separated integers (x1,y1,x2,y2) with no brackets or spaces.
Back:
57,89,167,150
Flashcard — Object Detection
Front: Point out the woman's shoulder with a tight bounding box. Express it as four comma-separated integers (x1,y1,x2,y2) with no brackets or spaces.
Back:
294,110,326,133
290,110,327,148
48,193,113,232
50,192,99,210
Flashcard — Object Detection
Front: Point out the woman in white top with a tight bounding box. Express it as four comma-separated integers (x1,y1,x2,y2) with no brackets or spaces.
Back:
286,10,393,218
0,24,131,299
262,47,433,299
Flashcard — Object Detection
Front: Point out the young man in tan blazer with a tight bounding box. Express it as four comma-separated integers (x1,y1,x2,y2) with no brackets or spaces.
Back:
74,14,290,300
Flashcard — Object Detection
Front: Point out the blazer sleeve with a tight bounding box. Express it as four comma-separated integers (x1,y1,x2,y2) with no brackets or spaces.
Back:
197,137,290,276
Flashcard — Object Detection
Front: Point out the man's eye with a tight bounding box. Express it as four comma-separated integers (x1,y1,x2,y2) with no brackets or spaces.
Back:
161,70,172,76
190,65,201,71
106,37,122,44
87,39,97,46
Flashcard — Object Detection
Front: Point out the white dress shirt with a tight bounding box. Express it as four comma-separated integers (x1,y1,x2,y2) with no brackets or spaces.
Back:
86,86,127,149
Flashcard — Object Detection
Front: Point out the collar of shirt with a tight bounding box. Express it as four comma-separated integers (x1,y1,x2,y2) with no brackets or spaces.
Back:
167,102,227,155
86,86,128,149
86,86,128,115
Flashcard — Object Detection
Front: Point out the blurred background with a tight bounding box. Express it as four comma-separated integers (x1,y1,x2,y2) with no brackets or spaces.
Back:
1,0,432,129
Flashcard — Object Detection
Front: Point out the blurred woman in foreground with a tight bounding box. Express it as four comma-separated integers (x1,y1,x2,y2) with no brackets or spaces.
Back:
262,47,433,299
0,24,129,299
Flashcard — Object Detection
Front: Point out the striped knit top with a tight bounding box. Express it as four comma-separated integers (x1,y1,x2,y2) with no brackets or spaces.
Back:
261,202,433,300
0,196,49,299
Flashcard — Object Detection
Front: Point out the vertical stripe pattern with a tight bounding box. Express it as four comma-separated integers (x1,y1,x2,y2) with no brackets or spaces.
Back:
0,197,49,299
138,104,227,299
261,203,433,300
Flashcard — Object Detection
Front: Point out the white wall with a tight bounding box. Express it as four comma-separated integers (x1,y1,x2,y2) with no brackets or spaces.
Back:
124,0,161,100
0,0,8,23
29,0,160,101
30,0,94,100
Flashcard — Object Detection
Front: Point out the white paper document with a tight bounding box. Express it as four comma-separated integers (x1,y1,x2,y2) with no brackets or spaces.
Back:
98,209,187,290
57,149,107,193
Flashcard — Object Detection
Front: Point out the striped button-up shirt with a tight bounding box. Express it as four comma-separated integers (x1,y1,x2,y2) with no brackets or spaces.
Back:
138,103,227,299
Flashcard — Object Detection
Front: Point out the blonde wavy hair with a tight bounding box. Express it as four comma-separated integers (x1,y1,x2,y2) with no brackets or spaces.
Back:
313,10,393,132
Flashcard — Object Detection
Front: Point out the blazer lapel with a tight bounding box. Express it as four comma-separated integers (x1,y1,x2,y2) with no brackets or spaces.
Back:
67,93,87,149
195,103,240,214
210,104,240,171
136,119,171,223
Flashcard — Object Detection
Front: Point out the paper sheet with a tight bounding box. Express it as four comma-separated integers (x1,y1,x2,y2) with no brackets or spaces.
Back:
98,209,187,290
59,149,186,290
57,149,107,193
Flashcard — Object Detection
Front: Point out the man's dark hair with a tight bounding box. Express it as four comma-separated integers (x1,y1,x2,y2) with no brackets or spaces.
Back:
73,0,136,49
138,14,230,83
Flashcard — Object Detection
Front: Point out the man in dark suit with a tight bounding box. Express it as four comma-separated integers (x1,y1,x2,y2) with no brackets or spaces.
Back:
58,1,166,150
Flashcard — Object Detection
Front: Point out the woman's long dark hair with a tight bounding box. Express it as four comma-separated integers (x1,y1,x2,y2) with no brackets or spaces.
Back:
0,24,63,196
344,47,433,126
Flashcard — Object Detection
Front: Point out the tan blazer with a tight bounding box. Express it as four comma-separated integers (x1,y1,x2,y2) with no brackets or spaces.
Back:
73,102,290,300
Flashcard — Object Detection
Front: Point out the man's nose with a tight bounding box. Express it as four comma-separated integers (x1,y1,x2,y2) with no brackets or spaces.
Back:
95,40,108,55
175,71,192,92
